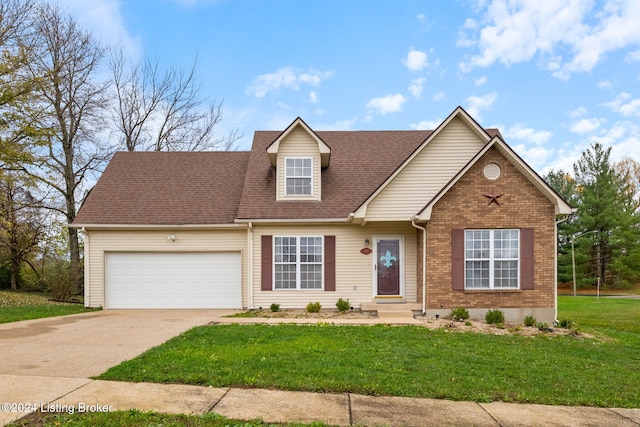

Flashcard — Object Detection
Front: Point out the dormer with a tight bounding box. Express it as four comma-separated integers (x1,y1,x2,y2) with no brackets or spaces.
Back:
267,118,331,201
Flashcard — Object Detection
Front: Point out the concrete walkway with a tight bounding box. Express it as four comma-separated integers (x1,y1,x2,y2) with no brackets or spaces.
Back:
1,311,639,426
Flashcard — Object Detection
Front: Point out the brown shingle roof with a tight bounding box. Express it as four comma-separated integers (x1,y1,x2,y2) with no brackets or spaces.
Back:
73,127,503,225
73,151,249,225
236,130,434,219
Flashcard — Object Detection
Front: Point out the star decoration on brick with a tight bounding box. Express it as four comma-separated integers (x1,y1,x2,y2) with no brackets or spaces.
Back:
483,187,503,206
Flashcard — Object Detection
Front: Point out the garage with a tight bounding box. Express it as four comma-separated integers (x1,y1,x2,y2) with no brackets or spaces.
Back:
105,252,242,309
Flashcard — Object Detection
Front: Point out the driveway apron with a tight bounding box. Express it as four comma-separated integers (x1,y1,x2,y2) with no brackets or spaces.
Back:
0,310,229,425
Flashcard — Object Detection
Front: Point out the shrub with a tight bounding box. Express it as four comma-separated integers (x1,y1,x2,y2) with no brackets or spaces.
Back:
485,309,505,325
306,301,321,313
449,307,469,321
270,303,280,312
558,318,576,330
523,314,537,327
336,298,350,312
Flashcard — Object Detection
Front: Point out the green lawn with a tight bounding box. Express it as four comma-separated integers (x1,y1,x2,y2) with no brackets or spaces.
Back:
0,290,97,324
11,409,331,427
96,296,640,408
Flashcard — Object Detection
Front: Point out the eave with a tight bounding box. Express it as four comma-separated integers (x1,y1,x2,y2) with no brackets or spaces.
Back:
266,117,331,167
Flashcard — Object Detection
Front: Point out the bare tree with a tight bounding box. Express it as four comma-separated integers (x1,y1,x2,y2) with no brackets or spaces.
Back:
109,49,239,152
23,3,111,293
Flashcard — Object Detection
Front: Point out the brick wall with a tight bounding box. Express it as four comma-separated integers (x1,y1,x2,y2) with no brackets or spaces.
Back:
418,147,556,311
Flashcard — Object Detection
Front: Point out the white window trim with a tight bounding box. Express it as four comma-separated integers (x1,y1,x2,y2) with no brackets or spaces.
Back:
284,157,313,197
273,236,324,290
464,229,520,290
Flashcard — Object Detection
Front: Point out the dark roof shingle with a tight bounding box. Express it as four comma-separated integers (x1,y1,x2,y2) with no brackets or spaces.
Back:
74,151,250,225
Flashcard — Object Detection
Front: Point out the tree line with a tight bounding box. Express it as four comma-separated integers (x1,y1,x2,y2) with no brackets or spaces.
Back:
0,0,238,298
546,144,640,290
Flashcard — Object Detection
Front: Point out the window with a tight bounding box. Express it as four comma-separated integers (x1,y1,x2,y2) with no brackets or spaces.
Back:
465,229,519,289
285,158,312,196
274,236,323,289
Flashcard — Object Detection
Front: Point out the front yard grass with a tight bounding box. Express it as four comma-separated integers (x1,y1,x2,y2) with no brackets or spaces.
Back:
0,290,97,324
12,409,331,427
97,296,640,408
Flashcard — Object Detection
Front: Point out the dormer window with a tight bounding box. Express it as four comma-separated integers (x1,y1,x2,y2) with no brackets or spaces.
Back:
285,158,312,196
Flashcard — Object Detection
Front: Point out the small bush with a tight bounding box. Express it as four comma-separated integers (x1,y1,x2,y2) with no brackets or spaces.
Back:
270,303,280,312
449,307,470,321
306,301,321,313
523,314,537,327
558,318,576,330
485,309,505,325
336,298,350,312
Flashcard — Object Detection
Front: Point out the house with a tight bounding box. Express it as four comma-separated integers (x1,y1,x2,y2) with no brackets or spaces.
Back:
72,107,573,323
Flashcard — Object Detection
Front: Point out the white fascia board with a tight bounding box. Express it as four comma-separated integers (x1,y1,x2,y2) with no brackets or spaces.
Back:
234,217,349,225
266,117,331,167
71,223,247,230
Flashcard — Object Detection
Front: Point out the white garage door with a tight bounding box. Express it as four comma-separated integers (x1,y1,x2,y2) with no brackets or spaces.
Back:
105,252,241,309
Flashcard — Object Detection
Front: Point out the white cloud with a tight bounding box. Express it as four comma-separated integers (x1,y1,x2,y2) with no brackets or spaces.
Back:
474,76,488,86
410,119,441,130
433,91,445,102
625,49,640,62
403,49,429,72
459,0,640,79
366,94,407,115
464,92,497,119
503,123,552,145
309,91,318,104
408,77,426,99
57,0,141,57
513,143,555,172
597,80,613,89
247,67,333,98
568,107,587,118
601,92,640,117
570,118,604,134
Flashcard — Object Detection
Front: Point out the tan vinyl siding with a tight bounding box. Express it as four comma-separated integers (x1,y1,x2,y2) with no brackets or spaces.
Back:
276,127,321,201
85,229,247,308
365,117,486,220
251,222,417,309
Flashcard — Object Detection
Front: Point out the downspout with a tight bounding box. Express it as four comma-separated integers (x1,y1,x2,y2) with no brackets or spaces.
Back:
247,222,254,309
81,228,89,308
411,217,427,315
554,215,571,324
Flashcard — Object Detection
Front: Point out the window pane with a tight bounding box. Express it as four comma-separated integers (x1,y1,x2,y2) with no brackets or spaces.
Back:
286,178,311,195
274,264,297,289
300,264,322,289
465,260,489,288
494,260,518,288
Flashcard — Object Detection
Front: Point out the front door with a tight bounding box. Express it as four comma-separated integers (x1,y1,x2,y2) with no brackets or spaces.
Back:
376,238,401,295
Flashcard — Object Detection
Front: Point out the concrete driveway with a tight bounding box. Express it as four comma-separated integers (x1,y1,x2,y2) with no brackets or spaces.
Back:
0,309,232,378
0,309,232,425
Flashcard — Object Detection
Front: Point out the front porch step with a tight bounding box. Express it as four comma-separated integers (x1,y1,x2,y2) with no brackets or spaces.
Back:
377,310,416,320
360,302,422,320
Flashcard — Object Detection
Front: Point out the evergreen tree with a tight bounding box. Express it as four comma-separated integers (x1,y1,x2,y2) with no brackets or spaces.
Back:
572,143,640,289
544,169,578,284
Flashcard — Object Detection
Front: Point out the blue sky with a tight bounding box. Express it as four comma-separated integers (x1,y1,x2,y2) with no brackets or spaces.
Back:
59,0,640,175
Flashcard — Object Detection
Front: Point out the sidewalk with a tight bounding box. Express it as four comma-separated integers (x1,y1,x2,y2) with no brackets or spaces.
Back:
2,375,639,427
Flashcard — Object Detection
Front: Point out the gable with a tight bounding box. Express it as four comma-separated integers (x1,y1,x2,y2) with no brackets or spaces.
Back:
275,126,322,201
358,116,488,221
417,138,574,220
